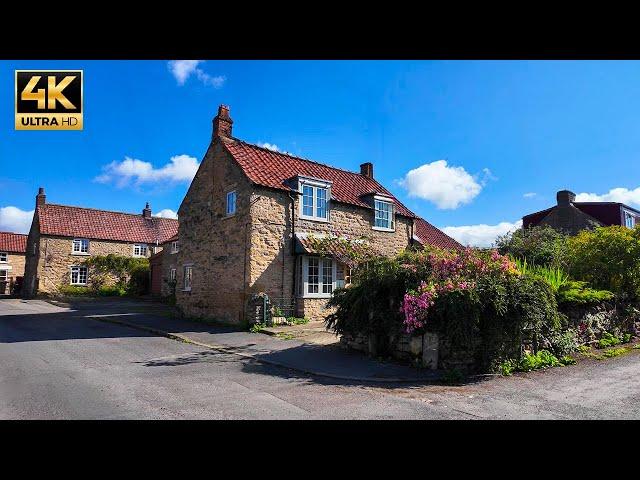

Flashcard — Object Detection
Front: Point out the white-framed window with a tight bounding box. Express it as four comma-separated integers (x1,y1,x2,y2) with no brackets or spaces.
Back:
0,269,7,281
297,256,337,298
171,241,179,254
72,238,89,254
70,266,88,285
169,268,176,282
133,244,148,257
226,191,237,216
373,197,395,231
183,265,193,291
624,211,636,229
0,252,7,263
299,178,331,222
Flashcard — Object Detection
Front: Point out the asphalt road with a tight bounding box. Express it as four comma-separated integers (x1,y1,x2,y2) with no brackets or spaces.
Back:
2,298,640,419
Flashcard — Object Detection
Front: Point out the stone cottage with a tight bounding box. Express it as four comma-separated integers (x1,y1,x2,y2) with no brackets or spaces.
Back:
174,105,459,324
0,231,27,294
23,188,178,296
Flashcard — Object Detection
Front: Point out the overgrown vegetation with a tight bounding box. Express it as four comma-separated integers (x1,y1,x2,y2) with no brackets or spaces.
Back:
56,255,150,297
496,225,569,269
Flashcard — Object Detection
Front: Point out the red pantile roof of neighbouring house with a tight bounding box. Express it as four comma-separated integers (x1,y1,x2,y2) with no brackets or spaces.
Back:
36,204,178,244
414,218,462,250
222,138,416,218
0,232,27,253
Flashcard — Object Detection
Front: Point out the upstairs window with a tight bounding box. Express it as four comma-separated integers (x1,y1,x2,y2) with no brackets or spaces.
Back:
70,266,88,285
0,252,6,263
299,177,331,222
171,241,179,254
169,268,176,282
625,211,636,229
226,191,236,216
72,238,89,254
374,198,395,231
133,244,148,257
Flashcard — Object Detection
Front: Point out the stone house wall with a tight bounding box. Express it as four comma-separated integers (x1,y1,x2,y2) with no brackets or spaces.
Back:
175,142,253,324
0,252,26,294
247,186,414,321
24,232,155,295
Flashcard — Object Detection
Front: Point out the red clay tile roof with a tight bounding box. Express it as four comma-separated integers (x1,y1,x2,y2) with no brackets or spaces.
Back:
37,204,178,244
414,218,462,250
0,232,27,253
222,138,416,218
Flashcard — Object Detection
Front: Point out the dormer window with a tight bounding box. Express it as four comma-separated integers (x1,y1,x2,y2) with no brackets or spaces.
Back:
171,241,179,254
298,176,331,222
373,196,395,231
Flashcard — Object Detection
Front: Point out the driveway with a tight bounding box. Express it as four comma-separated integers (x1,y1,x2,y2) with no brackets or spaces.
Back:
1,298,640,419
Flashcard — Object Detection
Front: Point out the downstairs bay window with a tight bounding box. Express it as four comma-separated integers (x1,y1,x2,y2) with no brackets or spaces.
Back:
296,256,347,298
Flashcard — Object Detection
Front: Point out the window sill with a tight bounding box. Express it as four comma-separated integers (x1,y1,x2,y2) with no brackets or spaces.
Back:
182,288,192,292
300,294,333,299
71,252,90,256
223,213,236,219
299,215,330,223
70,284,87,286
372,226,395,232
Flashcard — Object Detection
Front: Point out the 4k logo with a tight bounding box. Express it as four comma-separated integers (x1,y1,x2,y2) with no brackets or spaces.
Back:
15,70,83,130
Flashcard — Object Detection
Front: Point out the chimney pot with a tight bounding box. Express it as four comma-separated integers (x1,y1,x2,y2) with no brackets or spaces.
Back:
360,162,374,179
36,187,46,207
212,104,233,140
143,202,152,218
557,190,576,207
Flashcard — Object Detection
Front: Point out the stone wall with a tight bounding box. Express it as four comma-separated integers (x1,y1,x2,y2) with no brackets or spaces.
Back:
160,244,179,297
175,142,253,324
26,234,155,294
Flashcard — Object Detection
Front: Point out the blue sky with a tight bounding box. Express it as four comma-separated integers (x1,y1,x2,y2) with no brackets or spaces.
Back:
3,60,640,246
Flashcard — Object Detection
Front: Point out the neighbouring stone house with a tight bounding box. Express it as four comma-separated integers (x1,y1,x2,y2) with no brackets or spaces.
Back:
0,231,27,295
23,188,178,296
149,234,179,297
175,105,460,324
523,189,640,235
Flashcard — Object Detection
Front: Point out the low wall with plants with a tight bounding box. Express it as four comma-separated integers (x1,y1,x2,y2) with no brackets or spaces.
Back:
329,226,639,373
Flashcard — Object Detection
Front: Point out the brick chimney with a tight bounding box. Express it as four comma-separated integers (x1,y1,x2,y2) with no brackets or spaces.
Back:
142,202,152,218
360,162,374,179
36,187,46,207
557,190,576,207
212,104,233,140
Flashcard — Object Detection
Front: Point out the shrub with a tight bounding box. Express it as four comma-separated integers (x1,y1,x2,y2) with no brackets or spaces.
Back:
559,355,577,365
285,316,309,325
566,226,640,300
513,258,569,292
496,225,569,268
597,331,622,349
556,281,614,306
602,347,627,358
58,285,91,296
84,254,150,295
549,329,578,357
97,285,127,296
518,350,561,372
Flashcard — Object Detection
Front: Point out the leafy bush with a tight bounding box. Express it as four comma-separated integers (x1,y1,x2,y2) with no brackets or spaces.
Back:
559,355,577,365
518,350,561,371
285,316,309,325
97,285,127,296
602,347,627,358
567,226,640,300
549,329,578,357
496,225,569,268
58,285,91,296
597,331,622,349
83,254,150,295
556,281,614,306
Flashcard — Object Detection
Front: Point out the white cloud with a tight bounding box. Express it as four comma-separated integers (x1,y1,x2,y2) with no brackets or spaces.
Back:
441,220,522,248
397,160,484,209
257,142,280,152
575,187,640,207
0,206,34,234
523,192,537,198
168,60,225,88
95,154,200,187
153,209,178,219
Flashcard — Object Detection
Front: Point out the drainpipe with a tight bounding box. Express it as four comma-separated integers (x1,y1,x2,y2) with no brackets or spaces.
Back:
288,192,297,298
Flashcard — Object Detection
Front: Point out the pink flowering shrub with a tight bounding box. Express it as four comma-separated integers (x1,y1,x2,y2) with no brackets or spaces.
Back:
400,248,517,334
